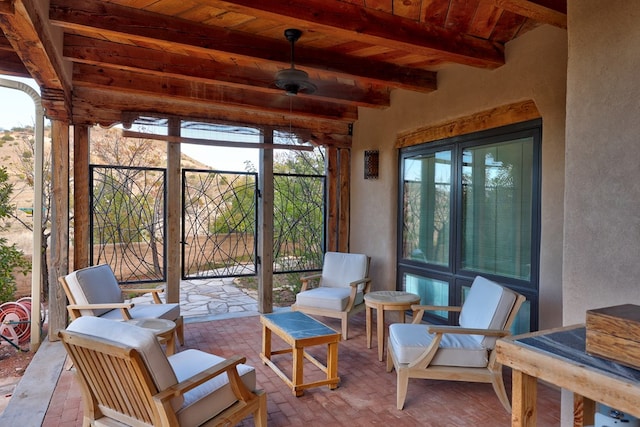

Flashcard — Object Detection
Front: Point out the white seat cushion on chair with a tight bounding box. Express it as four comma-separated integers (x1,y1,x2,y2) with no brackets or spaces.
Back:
295,286,363,311
170,350,257,427
458,276,517,349
66,316,182,409
388,323,489,367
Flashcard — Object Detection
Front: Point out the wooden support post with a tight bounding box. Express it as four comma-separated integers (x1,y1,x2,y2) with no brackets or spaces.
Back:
166,118,181,303
258,128,273,313
338,148,350,253
49,119,69,340
326,147,338,252
73,125,90,270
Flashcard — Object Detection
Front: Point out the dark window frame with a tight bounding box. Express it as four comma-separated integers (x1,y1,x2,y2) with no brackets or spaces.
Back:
396,119,542,331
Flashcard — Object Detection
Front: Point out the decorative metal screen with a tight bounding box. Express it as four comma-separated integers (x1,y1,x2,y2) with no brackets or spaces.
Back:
90,165,166,283
273,173,325,272
182,169,258,279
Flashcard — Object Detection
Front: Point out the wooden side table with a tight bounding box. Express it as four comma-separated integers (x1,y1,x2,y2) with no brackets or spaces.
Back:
126,318,176,355
364,290,420,361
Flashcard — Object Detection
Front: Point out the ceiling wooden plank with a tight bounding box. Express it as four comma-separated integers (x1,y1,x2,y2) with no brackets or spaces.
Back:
49,0,437,92
0,49,30,77
494,0,567,29
72,63,359,122
63,34,388,108
209,0,505,68
468,1,503,39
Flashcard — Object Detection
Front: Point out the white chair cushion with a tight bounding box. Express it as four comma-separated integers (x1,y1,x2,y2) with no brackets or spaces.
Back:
65,316,183,409
458,276,517,348
321,252,368,288
170,350,257,427
295,286,364,311
388,323,489,368
66,264,124,317
99,302,181,322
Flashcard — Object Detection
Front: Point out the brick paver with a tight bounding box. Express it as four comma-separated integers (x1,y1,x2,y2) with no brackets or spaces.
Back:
41,313,561,426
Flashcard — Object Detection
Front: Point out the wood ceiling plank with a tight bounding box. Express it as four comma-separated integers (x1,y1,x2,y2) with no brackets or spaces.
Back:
444,0,480,33
468,1,503,39
211,0,505,68
420,0,450,26
50,0,437,92
0,50,31,77
364,0,392,14
393,0,422,21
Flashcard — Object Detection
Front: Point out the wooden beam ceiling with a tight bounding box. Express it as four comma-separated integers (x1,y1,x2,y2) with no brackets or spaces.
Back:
0,0,567,146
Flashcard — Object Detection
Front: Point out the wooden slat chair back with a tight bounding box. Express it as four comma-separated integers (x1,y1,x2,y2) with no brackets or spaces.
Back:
59,263,184,345
291,251,371,339
59,316,267,427
386,275,526,412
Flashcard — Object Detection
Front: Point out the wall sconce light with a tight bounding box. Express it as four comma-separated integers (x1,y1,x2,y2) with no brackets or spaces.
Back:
364,150,379,179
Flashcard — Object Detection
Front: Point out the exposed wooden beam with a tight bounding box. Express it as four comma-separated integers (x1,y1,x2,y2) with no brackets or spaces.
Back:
396,99,541,148
72,63,358,122
64,35,388,109
0,0,72,119
494,0,567,29
71,86,352,138
49,0,436,93
209,0,505,69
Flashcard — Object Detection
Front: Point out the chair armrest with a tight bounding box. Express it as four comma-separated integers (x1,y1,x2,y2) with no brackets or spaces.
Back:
66,303,134,320
300,273,322,292
153,355,256,406
425,324,510,337
411,305,461,323
121,287,165,304
67,302,134,310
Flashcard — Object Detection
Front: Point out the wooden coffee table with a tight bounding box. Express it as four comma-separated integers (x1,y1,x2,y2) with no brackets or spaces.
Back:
260,311,340,396
364,290,420,361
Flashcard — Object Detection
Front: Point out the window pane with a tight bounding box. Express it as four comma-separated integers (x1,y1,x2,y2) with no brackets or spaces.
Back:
404,273,449,318
402,151,451,266
461,138,533,280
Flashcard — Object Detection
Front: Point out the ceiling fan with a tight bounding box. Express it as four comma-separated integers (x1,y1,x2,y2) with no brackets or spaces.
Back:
275,29,317,96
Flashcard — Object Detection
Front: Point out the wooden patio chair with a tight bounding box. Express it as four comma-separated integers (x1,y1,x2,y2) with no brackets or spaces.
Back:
291,251,371,339
59,263,184,345
59,316,267,427
386,276,525,411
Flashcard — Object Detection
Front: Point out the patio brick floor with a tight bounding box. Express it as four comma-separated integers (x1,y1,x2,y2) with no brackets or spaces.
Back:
41,313,561,426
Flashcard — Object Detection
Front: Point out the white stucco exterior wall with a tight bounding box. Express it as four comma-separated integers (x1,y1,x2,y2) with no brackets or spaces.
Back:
561,2,640,424
350,24,567,330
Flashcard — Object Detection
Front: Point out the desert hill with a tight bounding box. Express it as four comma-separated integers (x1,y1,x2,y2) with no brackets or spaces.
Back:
0,125,210,255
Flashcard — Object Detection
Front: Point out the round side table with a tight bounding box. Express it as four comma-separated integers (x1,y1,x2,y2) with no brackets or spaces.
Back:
364,291,420,361
126,318,177,355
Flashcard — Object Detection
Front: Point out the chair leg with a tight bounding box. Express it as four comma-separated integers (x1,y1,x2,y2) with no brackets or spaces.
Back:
341,313,349,340
396,368,409,410
254,390,268,427
490,369,512,413
175,316,184,346
386,338,395,373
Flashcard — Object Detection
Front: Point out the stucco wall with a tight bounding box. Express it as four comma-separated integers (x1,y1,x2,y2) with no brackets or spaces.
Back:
350,24,567,330
561,2,640,424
